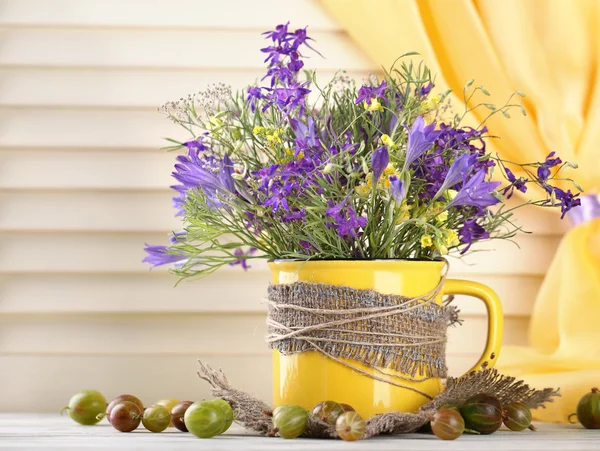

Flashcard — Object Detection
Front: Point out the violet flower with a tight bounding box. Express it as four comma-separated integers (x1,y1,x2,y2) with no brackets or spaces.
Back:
502,167,528,199
371,145,389,184
537,151,562,181
171,151,236,211
229,247,257,271
458,220,490,253
404,116,441,170
432,154,477,200
325,200,367,239
389,175,406,203
143,244,188,268
543,184,581,218
448,169,501,209
356,80,387,105
169,230,187,244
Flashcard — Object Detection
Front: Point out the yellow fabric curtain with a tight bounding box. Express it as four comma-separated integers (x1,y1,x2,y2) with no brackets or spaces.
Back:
320,0,600,422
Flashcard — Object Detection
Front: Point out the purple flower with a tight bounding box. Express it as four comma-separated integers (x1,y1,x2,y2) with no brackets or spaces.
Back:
404,116,441,169
356,80,387,105
502,167,528,199
325,200,367,239
448,169,501,209
458,220,490,253
171,150,236,211
257,23,317,108
543,184,581,218
299,240,316,252
169,230,187,244
143,244,187,268
389,175,406,203
283,208,306,222
290,117,318,151
537,151,562,181
229,247,257,271
183,135,208,152
246,86,263,112
434,154,477,199
271,82,311,113
371,145,389,184
419,82,434,96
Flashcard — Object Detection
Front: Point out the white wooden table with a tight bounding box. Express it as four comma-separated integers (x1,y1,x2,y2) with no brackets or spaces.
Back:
0,414,597,450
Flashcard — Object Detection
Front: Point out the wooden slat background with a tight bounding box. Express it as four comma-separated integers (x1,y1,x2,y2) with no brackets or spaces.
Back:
0,0,566,412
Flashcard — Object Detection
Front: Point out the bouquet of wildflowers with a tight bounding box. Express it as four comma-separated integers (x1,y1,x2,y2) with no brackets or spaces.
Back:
144,23,580,278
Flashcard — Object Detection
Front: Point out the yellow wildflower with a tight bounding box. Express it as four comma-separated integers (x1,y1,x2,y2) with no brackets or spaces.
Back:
363,98,383,112
253,126,265,135
445,189,458,201
420,234,433,248
267,131,281,143
446,229,459,247
436,210,449,222
383,163,396,176
439,245,449,255
381,134,396,149
396,204,411,223
420,94,441,112
355,185,369,195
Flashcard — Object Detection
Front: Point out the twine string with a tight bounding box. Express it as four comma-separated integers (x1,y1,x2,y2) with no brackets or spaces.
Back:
266,261,457,398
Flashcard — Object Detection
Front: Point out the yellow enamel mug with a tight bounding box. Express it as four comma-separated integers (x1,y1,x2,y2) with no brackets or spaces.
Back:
269,259,503,418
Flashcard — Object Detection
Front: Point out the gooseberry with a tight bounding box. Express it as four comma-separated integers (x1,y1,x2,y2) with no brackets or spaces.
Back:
142,405,170,433
207,399,234,434
62,390,107,426
430,408,464,440
459,394,503,435
311,401,344,425
272,405,308,439
574,387,600,429
335,411,365,441
171,401,193,432
109,401,142,432
503,402,534,431
105,395,144,423
184,401,226,438
156,398,180,426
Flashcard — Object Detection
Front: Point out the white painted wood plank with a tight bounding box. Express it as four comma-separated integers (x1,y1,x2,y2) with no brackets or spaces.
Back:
0,415,593,451
0,313,528,355
0,273,540,316
0,110,180,149
0,0,340,30
0,232,559,275
0,29,373,70
0,191,181,232
0,68,367,108
0,313,270,355
0,150,174,190
0,355,272,412
0,273,270,314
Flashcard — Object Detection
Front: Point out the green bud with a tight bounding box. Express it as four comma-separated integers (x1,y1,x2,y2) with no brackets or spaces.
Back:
566,161,579,169
572,180,584,192
323,163,334,174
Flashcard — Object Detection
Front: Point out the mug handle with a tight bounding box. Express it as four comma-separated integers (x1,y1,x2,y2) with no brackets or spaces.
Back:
442,279,504,374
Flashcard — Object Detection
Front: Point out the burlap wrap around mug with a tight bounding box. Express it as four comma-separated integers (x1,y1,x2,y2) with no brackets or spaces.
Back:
266,280,459,392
